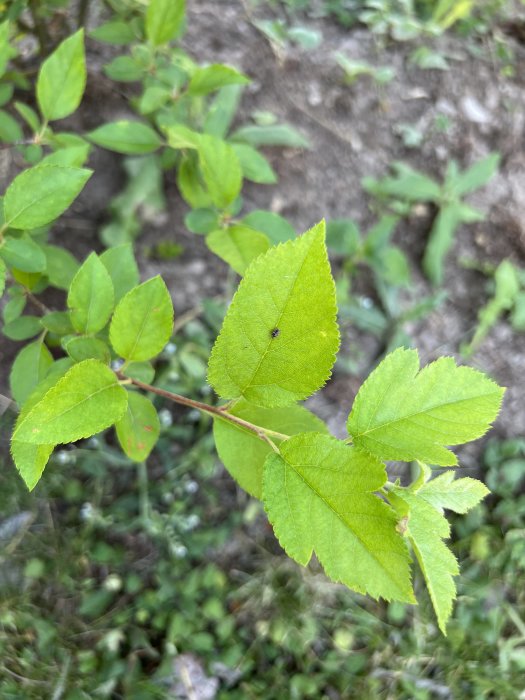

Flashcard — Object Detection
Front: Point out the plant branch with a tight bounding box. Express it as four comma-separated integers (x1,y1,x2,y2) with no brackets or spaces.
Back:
24,289,51,315
117,373,290,446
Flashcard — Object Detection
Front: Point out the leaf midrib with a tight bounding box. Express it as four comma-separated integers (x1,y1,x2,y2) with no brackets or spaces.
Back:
356,389,501,437
240,236,312,394
283,455,408,597
16,381,118,441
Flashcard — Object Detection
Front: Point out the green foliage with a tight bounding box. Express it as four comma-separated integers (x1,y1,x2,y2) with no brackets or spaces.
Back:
2,164,92,230
463,259,525,355
347,346,504,465
208,222,340,407
364,155,500,285
0,196,501,631
109,276,174,362
0,0,511,651
13,360,128,446
145,0,186,46
213,399,327,498
36,29,86,122
263,433,415,602
67,252,114,335
87,120,163,154
335,52,395,85
115,390,160,461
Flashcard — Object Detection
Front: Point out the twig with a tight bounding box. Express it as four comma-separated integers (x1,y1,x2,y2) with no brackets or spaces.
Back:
24,289,51,315
118,373,288,448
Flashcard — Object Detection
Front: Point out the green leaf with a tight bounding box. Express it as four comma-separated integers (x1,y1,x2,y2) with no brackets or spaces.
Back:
13,359,128,445
390,486,458,633
164,124,201,150
110,276,173,362
213,399,328,498
3,165,92,230
3,316,42,341
88,120,162,155
0,235,46,272
67,252,114,335
14,102,40,133
198,135,242,209
37,29,86,121
121,362,155,384
0,108,22,143
177,156,212,209
65,336,111,363
466,260,520,354
42,244,79,290
90,20,136,45
423,203,462,286
417,471,489,514
9,362,74,489
146,0,185,46
115,391,160,461
206,225,270,275
231,143,277,184
100,244,140,302
452,153,500,196
231,124,309,149
242,210,296,244
11,441,54,491
188,64,250,96
204,85,243,138
184,208,219,235
10,340,53,406
326,219,360,256
41,311,74,336
138,86,170,114
3,293,26,324
366,163,441,202
208,222,339,407
39,144,90,168
104,55,143,82
347,347,505,466
263,434,414,602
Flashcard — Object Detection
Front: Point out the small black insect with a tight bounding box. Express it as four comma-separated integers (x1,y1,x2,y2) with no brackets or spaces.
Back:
270,328,280,338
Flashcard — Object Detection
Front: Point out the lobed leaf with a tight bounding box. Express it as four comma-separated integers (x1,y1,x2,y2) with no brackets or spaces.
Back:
208,222,340,408
263,433,414,602
347,347,504,466
417,471,489,514
390,486,458,634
